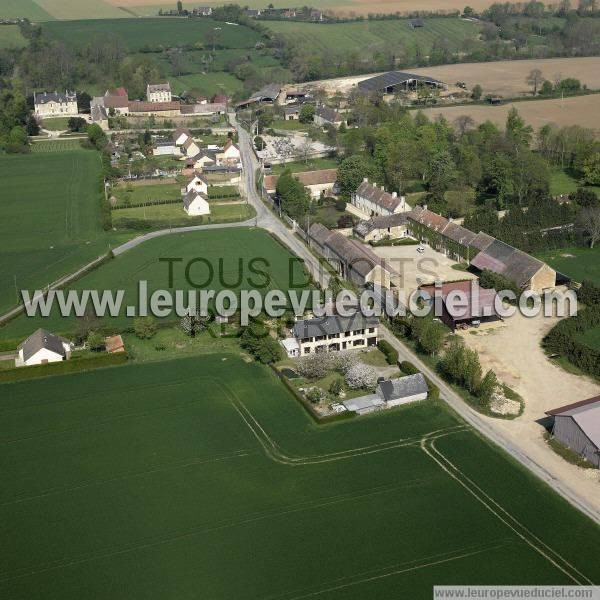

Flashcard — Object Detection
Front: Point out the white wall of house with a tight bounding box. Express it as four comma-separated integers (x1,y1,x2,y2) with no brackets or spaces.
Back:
306,182,335,199
185,195,211,216
175,132,190,146
35,100,78,118
386,391,427,408
17,344,70,367
296,326,378,355
148,89,172,103
352,191,406,218
153,145,182,157
184,141,201,158
186,176,208,195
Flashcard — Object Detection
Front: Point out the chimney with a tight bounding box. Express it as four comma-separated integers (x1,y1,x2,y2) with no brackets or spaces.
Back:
423,204,428,211
392,192,397,198
363,177,369,183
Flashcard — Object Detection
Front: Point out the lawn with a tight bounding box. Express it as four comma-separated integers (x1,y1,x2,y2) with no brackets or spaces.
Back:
0,149,128,315
271,118,311,132
111,182,183,207
0,228,309,342
30,139,83,152
549,168,578,196
0,0,54,20
263,17,481,59
535,246,600,286
0,354,598,598
40,116,71,131
169,72,245,100
271,156,339,174
0,25,27,49
43,18,261,51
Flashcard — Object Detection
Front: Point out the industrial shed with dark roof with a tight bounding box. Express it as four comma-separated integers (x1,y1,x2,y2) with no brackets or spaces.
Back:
358,71,445,94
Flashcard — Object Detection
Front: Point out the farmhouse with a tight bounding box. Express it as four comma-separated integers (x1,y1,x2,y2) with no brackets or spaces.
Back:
181,136,201,158
15,329,72,367
173,127,192,146
264,169,338,199
183,190,210,216
192,151,216,170
314,105,344,128
216,139,241,167
354,212,411,243
186,174,208,195
34,91,78,118
546,396,600,468
419,280,502,330
284,106,301,121
147,82,172,103
309,223,398,288
351,178,409,218
358,71,445,94
128,101,182,117
102,88,130,115
91,104,109,131
293,314,379,355
377,373,429,406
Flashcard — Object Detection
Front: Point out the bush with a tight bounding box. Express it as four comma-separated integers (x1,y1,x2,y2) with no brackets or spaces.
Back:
306,386,325,404
330,350,358,374
240,322,282,364
377,340,398,365
345,364,377,390
329,377,344,397
134,316,157,339
399,360,419,375
297,353,330,379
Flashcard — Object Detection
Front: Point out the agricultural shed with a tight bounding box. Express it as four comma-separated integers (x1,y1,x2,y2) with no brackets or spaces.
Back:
358,71,445,94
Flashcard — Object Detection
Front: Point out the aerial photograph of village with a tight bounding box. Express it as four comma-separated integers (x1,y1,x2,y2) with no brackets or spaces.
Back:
0,0,599,598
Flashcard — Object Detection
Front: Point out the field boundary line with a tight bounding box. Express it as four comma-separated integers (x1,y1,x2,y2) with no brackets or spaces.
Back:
421,431,594,585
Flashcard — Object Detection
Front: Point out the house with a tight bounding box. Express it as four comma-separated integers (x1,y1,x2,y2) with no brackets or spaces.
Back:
216,139,241,167
377,373,429,406
128,101,181,117
181,136,201,158
293,314,379,355
173,127,192,146
147,82,172,103
34,91,78,118
236,84,281,109
105,335,125,354
264,169,338,199
245,8,262,17
186,174,208,195
284,106,301,121
408,18,425,28
419,280,502,330
183,190,210,216
90,103,109,131
308,223,398,289
213,93,228,104
314,105,344,128
546,396,600,468
280,338,300,358
195,6,212,16
192,151,216,170
354,212,411,243
351,179,409,218
102,88,130,115
285,89,308,104
343,394,386,415
15,329,72,367
200,164,242,185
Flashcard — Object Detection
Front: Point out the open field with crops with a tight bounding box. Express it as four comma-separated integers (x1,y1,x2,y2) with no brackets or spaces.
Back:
34,0,128,19
419,94,600,131
42,17,261,51
0,228,308,342
1,354,599,599
0,25,27,49
264,17,480,57
0,0,54,20
0,149,125,315
535,246,600,286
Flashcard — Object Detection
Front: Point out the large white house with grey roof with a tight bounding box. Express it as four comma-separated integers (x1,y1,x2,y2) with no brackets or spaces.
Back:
34,91,78,118
16,329,72,367
351,179,410,219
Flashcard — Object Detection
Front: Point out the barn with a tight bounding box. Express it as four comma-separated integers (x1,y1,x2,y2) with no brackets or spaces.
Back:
358,71,445,94
546,396,600,468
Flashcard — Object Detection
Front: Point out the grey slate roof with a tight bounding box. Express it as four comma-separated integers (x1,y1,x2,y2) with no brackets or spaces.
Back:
34,90,76,105
293,314,379,340
18,329,69,362
469,231,496,252
378,373,428,402
147,82,171,93
183,190,207,210
547,395,600,449
355,180,402,213
358,71,444,92
315,105,343,124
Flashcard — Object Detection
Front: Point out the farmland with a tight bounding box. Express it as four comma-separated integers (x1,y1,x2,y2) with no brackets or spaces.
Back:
42,18,262,52
30,139,84,152
264,17,481,58
0,25,27,49
0,149,123,315
419,94,600,131
0,0,53,21
34,0,128,19
535,246,600,286
0,354,599,598
0,228,309,342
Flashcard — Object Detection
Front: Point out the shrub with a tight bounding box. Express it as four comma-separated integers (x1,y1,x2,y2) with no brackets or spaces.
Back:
86,331,105,352
329,377,344,397
297,353,331,379
306,386,325,404
345,364,377,390
134,316,157,339
377,340,398,365
330,350,358,374
240,323,282,364
400,360,419,375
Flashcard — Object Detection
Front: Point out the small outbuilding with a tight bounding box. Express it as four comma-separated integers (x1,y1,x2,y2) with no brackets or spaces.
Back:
377,373,428,407
546,396,600,468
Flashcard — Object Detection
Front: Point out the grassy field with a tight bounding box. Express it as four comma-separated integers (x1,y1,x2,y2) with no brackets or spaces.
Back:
0,0,54,20
30,139,84,152
271,157,339,174
0,228,308,341
34,0,128,19
40,117,71,131
111,182,183,207
264,18,480,58
535,246,600,286
0,354,598,598
169,72,245,99
0,149,128,315
0,25,27,49
43,18,261,51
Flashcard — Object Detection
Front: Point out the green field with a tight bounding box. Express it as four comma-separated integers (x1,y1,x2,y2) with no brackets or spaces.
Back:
271,157,339,174
535,246,600,286
35,0,127,19
169,72,245,98
0,228,308,342
0,0,54,21
43,18,261,51
0,25,27,49
0,149,129,315
0,354,598,598
112,182,183,207
263,18,481,57
40,117,71,131
30,139,84,152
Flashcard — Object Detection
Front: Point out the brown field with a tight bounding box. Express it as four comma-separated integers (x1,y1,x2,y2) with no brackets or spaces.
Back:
418,94,600,131
108,0,505,14
306,57,600,97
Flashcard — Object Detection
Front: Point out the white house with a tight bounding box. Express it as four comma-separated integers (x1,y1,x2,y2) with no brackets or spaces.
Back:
183,190,210,216
147,82,172,103
280,338,300,358
292,315,378,355
16,329,72,367
314,105,344,128
216,139,242,168
351,178,408,218
173,127,192,146
182,137,201,158
186,174,208,195
193,152,216,170
34,91,78,118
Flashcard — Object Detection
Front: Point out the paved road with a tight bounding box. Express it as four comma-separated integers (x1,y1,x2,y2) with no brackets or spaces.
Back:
379,326,600,524
231,112,330,289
